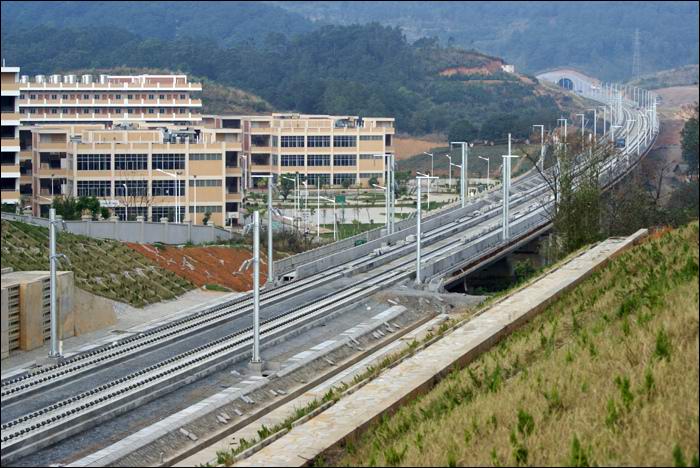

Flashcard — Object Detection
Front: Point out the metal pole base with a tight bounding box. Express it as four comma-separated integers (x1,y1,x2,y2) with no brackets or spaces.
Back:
36,354,66,366
248,360,264,374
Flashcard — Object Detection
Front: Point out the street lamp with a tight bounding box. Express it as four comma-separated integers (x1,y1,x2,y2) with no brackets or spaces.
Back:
422,152,434,180
576,113,585,142
122,183,128,221
443,154,452,190
251,174,274,285
478,156,490,188
319,195,337,241
372,183,389,232
155,168,181,223
416,171,435,214
415,174,438,285
192,174,197,224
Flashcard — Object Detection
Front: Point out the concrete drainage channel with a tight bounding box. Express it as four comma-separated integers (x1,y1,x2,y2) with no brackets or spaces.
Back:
64,297,457,467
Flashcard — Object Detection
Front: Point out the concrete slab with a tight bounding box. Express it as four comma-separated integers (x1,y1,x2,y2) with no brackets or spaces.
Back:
235,230,648,467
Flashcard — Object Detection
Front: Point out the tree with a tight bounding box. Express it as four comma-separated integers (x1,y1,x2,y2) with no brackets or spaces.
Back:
448,119,479,143
202,211,212,225
681,103,699,175
341,178,352,190
278,173,295,201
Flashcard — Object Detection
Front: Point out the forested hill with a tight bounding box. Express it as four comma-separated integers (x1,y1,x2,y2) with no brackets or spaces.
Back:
270,1,700,82
2,20,576,138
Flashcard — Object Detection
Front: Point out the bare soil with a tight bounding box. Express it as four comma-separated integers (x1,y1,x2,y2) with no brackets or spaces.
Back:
127,244,265,292
394,135,446,161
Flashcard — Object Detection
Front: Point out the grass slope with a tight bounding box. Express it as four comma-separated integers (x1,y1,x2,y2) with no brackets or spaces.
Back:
1,220,194,307
336,222,699,467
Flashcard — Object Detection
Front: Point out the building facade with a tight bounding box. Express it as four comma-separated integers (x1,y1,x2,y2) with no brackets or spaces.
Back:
2,68,395,227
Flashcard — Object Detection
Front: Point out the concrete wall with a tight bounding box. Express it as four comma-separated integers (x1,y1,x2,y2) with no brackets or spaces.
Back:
73,287,118,336
1,212,233,245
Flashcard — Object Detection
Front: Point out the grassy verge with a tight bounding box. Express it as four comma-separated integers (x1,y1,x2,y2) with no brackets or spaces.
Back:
334,222,699,467
1,220,194,307
204,283,232,292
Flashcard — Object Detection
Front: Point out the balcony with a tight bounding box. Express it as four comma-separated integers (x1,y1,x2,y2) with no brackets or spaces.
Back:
19,97,202,107
0,190,20,202
22,112,202,121
20,81,203,91
1,111,21,122
1,138,20,150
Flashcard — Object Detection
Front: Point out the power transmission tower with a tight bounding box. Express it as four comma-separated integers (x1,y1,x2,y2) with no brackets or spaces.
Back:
632,29,641,80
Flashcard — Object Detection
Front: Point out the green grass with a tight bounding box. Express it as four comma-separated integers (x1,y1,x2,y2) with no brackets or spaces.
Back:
1,220,194,307
204,283,232,292
320,222,380,240
336,222,700,467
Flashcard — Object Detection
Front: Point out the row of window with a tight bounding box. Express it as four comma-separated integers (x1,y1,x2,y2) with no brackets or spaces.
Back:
22,93,188,100
76,179,226,197
278,154,357,167
24,108,191,115
77,153,222,171
278,135,359,148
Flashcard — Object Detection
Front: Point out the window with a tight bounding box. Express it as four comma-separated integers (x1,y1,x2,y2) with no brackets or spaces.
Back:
77,180,111,197
333,154,356,166
281,154,304,166
360,154,383,160
115,180,148,196
179,94,186,100
148,94,154,100
83,94,90,100
359,135,383,141
333,173,356,186
30,94,36,100
62,94,68,99
189,153,222,161
152,153,185,170
188,179,222,187
271,136,278,147
306,173,330,186
333,136,356,147
308,135,331,147
51,108,58,114
77,154,111,171
307,154,330,166
152,179,185,196
281,136,305,148
179,108,186,114
159,108,165,114
115,94,121,99
115,154,147,171
189,205,222,213
159,94,165,99
51,94,57,100
151,206,185,222
83,108,90,114
360,172,383,179
127,94,133,100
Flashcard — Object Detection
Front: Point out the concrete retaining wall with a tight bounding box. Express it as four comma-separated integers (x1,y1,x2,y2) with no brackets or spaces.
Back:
1,213,232,245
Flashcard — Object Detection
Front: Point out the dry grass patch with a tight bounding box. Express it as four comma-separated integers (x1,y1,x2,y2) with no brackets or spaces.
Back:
336,222,699,467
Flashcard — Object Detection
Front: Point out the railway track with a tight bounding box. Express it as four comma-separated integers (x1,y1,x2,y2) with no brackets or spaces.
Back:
0,90,655,463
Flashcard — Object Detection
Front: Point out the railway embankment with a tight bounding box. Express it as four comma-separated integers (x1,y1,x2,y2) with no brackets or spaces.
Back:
234,222,699,467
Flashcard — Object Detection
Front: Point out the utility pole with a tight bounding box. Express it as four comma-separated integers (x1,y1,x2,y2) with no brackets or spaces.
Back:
450,141,468,207
533,125,545,170
250,211,262,370
588,108,597,143
252,174,274,286
415,175,437,285
48,208,62,359
501,134,519,241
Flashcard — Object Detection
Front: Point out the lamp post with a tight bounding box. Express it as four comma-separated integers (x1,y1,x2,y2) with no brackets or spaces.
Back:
478,156,490,188
251,174,274,285
415,175,438,285
319,195,337,241
50,173,55,198
156,168,181,223
316,176,321,239
576,113,585,142
444,154,452,190
450,141,468,207
48,207,62,359
422,152,434,180
122,183,128,221
372,183,389,232
302,180,308,232
501,133,519,241
416,172,434,214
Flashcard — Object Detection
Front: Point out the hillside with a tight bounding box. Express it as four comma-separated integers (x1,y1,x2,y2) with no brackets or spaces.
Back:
64,67,275,115
337,222,700,466
1,22,572,137
271,1,699,82
627,65,700,90
1,220,194,307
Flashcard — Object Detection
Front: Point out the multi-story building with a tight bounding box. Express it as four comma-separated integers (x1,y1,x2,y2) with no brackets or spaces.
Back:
17,73,202,125
1,65,21,205
210,113,394,189
2,67,395,227
31,122,243,226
